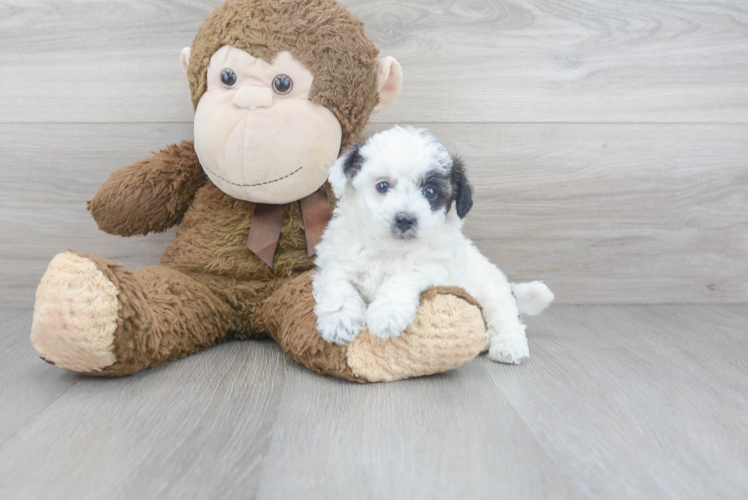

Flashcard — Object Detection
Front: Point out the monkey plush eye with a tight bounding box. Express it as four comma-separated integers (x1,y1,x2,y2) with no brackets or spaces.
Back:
423,186,437,200
221,69,237,88
273,74,293,94
376,181,390,194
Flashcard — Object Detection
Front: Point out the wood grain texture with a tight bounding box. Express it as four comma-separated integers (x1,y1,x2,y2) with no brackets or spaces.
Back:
0,0,747,123
2,122,746,306
1,305,746,499
488,304,748,500
0,333,288,500
0,123,189,307
0,309,82,446
252,361,585,500
373,122,748,304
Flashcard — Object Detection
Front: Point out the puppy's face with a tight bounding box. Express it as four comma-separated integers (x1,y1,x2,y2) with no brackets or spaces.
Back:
329,126,473,243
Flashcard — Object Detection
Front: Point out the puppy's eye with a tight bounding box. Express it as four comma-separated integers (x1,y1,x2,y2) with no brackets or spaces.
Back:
376,181,390,194
221,69,237,88
423,186,437,200
273,74,293,94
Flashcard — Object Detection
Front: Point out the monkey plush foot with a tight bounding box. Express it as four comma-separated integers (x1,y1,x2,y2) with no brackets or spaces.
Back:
262,273,487,383
31,251,119,373
347,287,487,382
31,251,238,377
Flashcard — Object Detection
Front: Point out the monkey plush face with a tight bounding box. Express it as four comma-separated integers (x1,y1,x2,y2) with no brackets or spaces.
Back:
188,46,342,203
180,0,403,205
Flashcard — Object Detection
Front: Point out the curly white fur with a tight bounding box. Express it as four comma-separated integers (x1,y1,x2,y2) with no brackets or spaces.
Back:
313,126,553,364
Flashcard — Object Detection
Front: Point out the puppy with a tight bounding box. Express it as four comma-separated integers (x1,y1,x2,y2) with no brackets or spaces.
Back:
312,126,554,364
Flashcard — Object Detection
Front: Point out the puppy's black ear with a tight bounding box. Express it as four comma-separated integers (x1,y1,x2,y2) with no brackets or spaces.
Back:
329,142,364,197
451,156,473,218
341,142,364,179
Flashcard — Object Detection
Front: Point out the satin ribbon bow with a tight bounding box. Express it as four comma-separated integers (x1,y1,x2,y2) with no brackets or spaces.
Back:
246,186,332,267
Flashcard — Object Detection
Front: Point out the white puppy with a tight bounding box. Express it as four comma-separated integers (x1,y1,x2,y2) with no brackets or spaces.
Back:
312,126,554,364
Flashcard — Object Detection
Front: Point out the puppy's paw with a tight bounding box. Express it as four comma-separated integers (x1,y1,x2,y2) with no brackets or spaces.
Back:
488,328,530,365
317,310,364,345
366,297,418,341
316,297,366,345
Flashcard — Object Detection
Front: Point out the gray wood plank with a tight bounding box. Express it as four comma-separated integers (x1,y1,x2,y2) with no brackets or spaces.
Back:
2,305,747,499
0,337,288,500
253,360,585,500
0,307,26,326
2,122,746,306
1,0,747,123
0,123,189,307
0,309,83,446
632,304,748,389
485,304,748,500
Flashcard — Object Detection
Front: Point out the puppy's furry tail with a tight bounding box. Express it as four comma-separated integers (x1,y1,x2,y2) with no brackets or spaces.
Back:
511,281,554,316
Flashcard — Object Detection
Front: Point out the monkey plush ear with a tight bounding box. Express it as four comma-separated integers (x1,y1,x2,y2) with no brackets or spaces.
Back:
372,57,403,114
180,47,191,76
451,156,474,219
329,143,364,198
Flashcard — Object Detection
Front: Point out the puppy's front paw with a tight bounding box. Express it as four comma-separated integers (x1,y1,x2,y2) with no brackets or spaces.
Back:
488,328,529,365
316,297,366,345
366,297,418,341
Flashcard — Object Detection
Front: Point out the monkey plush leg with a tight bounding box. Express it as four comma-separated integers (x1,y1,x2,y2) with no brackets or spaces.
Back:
259,272,487,383
31,251,236,376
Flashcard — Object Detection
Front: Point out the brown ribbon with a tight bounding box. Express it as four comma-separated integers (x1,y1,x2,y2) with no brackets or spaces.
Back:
246,186,332,267
300,186,333,258
246,203,286,267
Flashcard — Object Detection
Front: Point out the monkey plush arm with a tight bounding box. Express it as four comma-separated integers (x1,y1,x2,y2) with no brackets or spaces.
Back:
88,141,208,236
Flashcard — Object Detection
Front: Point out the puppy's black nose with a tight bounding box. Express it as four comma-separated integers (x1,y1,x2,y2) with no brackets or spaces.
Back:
394,212,417,232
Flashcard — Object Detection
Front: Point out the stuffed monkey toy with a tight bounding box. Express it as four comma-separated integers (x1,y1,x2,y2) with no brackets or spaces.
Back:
30,0,487,382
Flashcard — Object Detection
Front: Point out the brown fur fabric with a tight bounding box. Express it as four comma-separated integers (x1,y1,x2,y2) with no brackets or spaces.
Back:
160,181,333,283
259,271,364,382
86,164,341,373
88,141,207,236
260,274,488,383
73,251,237,377
82,175,350,376
187,0,380,150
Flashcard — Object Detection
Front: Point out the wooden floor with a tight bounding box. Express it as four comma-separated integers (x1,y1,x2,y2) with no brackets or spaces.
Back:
1,304,746,500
